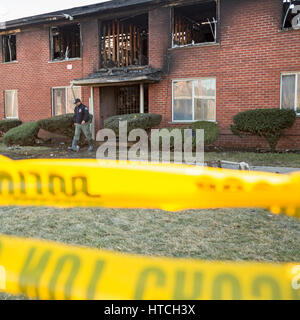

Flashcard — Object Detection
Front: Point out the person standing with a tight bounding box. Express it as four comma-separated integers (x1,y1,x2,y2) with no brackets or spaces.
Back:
68,98,94,152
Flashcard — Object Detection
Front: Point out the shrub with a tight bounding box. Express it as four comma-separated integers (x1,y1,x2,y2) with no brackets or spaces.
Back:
37,114,75,138
38,114,94,144
0,119,22,133
152,123,219,152
3,122,40,146
104,114,162,135
189,121,220,145
231,108,296,151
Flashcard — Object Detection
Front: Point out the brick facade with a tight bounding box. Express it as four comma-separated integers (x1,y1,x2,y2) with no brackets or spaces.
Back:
1,0,300,150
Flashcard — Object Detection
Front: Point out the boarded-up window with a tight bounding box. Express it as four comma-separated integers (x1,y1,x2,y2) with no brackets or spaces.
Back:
173,79,216,122
2,35,17,62
52,87,81,116
5,90,18,118
281,73,300,114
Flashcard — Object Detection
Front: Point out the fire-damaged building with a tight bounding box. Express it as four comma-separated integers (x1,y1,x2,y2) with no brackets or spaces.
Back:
0,0,300,149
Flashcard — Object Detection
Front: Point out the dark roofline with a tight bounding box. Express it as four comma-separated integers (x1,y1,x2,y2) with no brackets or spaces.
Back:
0,0,165,31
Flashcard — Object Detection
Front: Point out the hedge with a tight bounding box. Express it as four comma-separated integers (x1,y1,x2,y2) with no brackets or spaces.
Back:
37,114,75,138
153,122,219,151
231,108,296,151
189,121,220,145
0,119,22,133
38,113,93,144
104,113,162,135
3,122,40,146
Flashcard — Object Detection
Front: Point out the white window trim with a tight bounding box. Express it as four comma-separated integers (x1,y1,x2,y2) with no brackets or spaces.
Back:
4,89,18,119
280,72,300,115
51,86,81,116
172,78,217,123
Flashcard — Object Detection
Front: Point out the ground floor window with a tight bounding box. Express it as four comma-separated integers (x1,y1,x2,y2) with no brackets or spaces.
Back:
281,73,300,115
172,78,216,122
4,90,18,119
116,85,148,115
52,86,81,116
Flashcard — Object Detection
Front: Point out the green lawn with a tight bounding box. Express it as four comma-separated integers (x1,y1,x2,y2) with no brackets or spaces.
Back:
1,142,300,167
0,206,299,300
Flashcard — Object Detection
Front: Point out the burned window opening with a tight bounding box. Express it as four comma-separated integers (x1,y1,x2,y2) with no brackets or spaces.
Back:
2,34,17,62
282,0,300,29
173,1,217,47
51,24,81,61
100,14,148,68
117,85,149,115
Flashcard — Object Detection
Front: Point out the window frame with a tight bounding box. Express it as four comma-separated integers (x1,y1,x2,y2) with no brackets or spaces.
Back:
49,23,82,62
51,86,81,116
280,72,300,116
171,0,219,49
4,89,19,119
172,77,217,123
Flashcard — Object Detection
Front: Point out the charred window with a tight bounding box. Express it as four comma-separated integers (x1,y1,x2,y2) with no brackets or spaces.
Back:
173,1,217,47
51,24,81,61
116,85,148,115
100,14,148,68
2,34,17,62
282,1,300,29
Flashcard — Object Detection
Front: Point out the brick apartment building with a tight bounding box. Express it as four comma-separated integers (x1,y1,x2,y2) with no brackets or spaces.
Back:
0,0,300,149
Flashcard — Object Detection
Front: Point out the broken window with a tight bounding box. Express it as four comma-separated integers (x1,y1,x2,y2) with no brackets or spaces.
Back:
2,34,17,62
51,24,81,61
100,14,148,68
173,79,216,122
173,1,217,47
282,0,300,29
52,86,82,116
281,73,300,115
4,90,18,119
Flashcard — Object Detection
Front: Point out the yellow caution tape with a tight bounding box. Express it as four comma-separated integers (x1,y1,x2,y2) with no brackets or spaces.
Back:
0,234,299,300
0,156,299,217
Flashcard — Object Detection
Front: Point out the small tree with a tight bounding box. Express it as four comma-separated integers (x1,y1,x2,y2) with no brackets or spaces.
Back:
231,109,296,152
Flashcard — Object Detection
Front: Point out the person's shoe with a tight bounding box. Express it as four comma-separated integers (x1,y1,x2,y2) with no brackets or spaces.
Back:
68,140,80,152
88,141,94,153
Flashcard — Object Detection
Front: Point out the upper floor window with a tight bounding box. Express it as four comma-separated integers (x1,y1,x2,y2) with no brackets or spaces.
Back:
172,1,217,48
50,24,81,61
281,73,300,115
282,0,300,30
2,34,17,63
172,78,216,122
99,14,148,68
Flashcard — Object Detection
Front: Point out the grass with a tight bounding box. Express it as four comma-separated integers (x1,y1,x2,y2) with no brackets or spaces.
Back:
1,141,300,167
0,206,300,300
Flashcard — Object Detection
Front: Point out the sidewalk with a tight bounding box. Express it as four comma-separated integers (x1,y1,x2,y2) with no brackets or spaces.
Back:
218,163,300,174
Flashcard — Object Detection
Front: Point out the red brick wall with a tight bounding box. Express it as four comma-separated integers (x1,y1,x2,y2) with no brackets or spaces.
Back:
0,19,98,122
148,0,300,150
1,0,300,150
